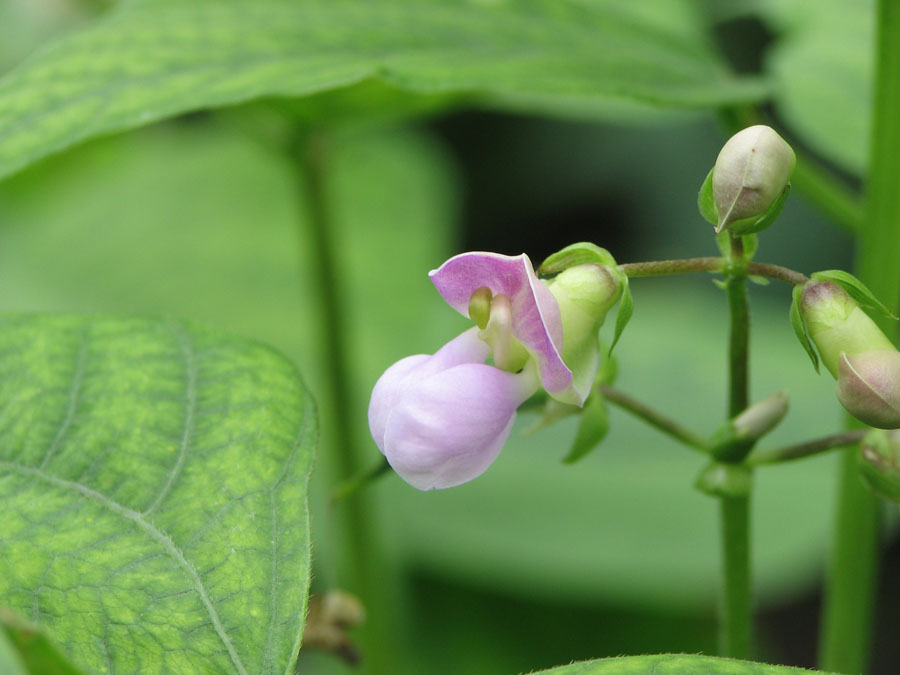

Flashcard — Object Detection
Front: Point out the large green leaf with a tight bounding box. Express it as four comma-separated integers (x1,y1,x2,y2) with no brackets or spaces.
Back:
0,0,767,181
762,0,873,173
0,315,315,674
536,653,834,674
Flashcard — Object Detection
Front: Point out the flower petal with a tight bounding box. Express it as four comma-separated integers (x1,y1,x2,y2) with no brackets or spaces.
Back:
383,363,537,490
429,252,573,397
368,328,489,452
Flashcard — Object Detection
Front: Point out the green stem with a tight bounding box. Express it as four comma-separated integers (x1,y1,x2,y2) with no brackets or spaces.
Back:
820,1,900,671
718,234,753,659
718,495,752,659
748,431,867,465
599,385,708,452
295,130,392,673
330,458,392,503
618,258,807,286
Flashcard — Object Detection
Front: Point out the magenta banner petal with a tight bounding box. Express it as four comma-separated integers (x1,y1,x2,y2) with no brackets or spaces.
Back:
429,252,573,397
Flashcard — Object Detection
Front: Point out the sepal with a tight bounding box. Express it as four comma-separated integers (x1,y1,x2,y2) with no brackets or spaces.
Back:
810,269,898,320
790,284,820,372
539,242,617,275
858,429,900,501
561,392,609,464
695,461,753,498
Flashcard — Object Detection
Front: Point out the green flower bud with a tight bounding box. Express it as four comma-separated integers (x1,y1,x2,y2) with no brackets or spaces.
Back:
709,391,789,462
858,429,900,501
712,125,795,233
800,281,895,377
547,263,622,400
837,350,900,429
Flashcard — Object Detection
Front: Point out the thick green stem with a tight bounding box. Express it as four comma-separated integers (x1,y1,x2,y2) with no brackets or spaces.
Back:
599,385,708,452
820,1,900,671
295,131,392,673
718,496,752,659
718,235,753,659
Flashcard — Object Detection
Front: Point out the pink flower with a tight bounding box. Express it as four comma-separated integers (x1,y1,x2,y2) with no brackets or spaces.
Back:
369,251,613,490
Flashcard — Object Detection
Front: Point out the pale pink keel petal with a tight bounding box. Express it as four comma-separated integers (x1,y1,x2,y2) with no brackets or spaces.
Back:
368,354,429,452
429,252,573,398
383,363,538,490
368,328,488,452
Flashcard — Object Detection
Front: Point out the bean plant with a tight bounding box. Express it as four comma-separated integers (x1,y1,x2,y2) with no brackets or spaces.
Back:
0,2,896,675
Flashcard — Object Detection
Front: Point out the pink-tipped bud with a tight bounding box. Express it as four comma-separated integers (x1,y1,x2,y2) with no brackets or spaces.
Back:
800,281,895,377
836,350,900,429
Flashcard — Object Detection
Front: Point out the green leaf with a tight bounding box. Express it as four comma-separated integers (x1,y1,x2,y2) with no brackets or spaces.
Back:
0,315,315,674
697,167,717,225
537,653,836,674
790,284,820,373
761,0,872,173
811,269,899,320
0,0,769,181
608,279,634,356
0,609,84,675
562,392,609,464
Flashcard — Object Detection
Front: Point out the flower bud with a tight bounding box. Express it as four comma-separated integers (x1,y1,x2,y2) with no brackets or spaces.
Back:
836,350,900,429
712,125,795,233
800,281,895,377
709,391,789,462
858,429,900,501
547,263,622,403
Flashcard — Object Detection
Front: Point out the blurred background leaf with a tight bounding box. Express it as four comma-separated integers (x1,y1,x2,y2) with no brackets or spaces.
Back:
758,0,873,174
0,0,768,180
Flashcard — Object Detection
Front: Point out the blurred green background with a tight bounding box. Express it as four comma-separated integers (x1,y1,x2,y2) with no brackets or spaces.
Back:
1,1,898,673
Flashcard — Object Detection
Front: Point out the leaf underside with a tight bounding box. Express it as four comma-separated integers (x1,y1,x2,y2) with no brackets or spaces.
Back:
0,314,315,674
0,0,768,181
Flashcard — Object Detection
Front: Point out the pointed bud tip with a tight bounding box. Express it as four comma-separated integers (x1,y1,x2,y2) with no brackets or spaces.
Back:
837,350,900,429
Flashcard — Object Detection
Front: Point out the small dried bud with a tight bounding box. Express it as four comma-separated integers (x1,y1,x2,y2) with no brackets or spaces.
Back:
858,429,900,501
836,350,900,429
713,125,795,233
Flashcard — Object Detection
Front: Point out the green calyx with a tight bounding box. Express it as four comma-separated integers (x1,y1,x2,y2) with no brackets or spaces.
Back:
858,429,900,501
547,263,623,399
695,461,753,498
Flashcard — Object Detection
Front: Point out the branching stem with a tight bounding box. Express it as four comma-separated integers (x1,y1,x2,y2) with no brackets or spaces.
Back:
599,385,707,452
749,431,867,465
618,258,808,286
